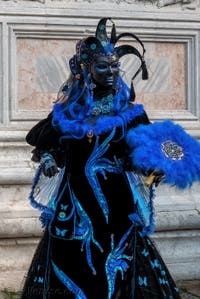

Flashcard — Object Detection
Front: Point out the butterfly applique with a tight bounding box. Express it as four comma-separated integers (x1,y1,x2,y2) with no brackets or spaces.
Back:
150,259,160,269
159,277,169,285
138,276,148,286
141,248,149,257
55,227,68,237
60,204,68,211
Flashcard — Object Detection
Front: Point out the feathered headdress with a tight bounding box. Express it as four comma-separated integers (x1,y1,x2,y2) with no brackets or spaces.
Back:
69,18,148,101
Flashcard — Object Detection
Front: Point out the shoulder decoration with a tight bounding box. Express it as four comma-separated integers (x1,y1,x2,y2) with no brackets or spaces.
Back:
126,120,200,189
52,103,145,140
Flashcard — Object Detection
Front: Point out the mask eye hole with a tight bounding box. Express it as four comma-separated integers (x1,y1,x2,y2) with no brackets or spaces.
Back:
95,63,109,71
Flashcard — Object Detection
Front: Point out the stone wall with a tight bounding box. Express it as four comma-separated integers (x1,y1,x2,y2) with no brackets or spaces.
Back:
0,0,199,291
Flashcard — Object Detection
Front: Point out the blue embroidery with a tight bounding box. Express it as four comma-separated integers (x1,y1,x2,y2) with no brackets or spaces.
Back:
34,276,44,284
128,213,142,226
85,128,123,223
60,204,68,211
68,185,103,274
105,226,133,299
54,182,75,224
52,261,88,299
50,179,102,274
55,227,68,237
161,270,166,276
159,277,169,286
150,259,160,269
174,287,179,293
57,203,74,222
141,248,149,257
147,239,152,246
138,276,148,287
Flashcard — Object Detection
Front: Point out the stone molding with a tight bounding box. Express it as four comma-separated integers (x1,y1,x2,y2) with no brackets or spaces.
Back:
0,0,200,11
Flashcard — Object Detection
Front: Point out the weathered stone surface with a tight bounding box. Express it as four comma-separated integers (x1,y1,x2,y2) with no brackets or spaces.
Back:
1,0,45,2
0,0,199,10
17,39,186,112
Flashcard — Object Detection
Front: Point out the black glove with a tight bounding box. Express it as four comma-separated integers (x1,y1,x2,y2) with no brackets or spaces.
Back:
40,152,59,178
152,170,165,187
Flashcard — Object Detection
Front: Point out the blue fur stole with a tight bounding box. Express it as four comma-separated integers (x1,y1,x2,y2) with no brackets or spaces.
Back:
52,103,145,139
126,120,200,189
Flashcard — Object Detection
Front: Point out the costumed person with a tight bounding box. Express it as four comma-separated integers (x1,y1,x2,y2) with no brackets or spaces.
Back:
21,17,199,299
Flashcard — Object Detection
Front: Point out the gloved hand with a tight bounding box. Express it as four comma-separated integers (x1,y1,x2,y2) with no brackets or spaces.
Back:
40,152,59,178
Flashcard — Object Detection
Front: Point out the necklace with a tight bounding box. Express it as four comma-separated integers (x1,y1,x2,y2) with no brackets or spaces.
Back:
90,94,114,116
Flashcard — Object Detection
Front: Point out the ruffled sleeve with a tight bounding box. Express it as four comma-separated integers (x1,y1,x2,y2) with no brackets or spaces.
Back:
26,113,65,167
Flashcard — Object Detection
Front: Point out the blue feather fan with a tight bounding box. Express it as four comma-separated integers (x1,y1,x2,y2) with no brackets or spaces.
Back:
126,120,200,189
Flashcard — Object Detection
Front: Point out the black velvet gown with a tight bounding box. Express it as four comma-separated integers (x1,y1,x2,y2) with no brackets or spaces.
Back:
20,106,181,299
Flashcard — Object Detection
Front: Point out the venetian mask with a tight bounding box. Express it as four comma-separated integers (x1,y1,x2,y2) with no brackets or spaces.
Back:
90,55,120,87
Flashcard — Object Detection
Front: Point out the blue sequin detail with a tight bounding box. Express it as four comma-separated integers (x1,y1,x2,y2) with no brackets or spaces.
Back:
85,128,123,223
68,184,103,274
52,261,88,299
105,226,134,299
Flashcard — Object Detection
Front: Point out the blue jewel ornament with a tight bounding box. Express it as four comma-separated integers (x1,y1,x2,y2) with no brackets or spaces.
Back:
91,95,114,116
90,43,97,50
58,211,66,219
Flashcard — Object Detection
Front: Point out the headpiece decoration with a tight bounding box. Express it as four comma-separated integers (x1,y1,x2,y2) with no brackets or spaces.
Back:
69,18,148,102
53,18,149,130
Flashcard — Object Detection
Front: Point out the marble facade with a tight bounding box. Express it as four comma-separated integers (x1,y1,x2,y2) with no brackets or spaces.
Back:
0,0,199,290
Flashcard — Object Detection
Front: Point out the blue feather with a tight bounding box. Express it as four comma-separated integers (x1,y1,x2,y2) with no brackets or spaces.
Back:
126,120,200,189
52,103,144,140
